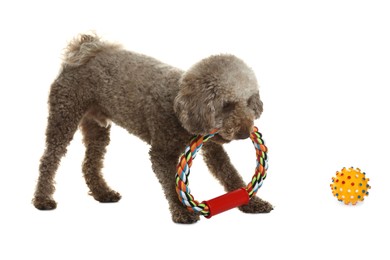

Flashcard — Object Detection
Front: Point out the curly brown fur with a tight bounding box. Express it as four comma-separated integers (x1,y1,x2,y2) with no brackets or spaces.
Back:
33,34,273,223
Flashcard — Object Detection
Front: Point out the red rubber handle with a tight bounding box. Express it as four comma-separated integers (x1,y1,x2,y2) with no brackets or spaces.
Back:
203,188,249,218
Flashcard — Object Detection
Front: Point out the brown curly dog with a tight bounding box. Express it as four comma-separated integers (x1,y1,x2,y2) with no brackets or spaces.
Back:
33,34,273,223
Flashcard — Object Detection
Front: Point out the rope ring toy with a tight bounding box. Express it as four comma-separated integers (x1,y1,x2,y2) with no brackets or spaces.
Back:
175,126,268,218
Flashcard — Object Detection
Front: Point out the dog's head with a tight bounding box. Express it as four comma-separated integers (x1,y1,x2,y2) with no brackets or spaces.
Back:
174,54,263,143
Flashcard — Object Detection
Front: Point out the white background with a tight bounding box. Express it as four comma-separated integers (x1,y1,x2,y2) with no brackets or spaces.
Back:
1,0,389,259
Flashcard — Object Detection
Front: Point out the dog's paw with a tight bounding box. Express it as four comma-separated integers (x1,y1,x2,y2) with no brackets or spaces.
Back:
239,196,273,214
91,190,122,203
171,209,200,224
33,197,57,210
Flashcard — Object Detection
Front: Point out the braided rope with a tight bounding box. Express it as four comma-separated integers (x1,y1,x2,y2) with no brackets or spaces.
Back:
175,126,268,217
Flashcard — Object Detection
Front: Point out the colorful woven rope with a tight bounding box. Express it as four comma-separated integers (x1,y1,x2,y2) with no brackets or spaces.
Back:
175,126,268,217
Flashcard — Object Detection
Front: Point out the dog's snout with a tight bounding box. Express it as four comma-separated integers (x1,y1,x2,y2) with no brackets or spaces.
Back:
235,118,254,140
235,129,251,140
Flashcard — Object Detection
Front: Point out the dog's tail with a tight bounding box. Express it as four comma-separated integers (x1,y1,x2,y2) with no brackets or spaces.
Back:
62,33,121,67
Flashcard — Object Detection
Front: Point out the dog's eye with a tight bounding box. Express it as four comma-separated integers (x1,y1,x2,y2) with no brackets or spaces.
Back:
247,96,255,107
222,102,236,113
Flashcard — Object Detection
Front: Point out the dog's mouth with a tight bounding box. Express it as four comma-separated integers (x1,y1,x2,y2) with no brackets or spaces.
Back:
213,127,252,144
212,134,232,144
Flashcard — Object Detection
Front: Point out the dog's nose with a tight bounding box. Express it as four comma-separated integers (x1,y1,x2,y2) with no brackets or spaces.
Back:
235,129,251,140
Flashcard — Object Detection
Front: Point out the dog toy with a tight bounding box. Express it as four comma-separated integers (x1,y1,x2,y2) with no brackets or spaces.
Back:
330,167,371,205
175,126,268,218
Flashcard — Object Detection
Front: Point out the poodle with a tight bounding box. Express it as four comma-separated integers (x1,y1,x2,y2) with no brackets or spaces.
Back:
33,34,273,223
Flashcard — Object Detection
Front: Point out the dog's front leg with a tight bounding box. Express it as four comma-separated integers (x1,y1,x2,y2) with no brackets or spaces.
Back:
149,146,200,224
202,141,273,214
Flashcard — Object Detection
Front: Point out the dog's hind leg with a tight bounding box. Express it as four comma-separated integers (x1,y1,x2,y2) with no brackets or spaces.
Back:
33,84,85,210
80,115,121,203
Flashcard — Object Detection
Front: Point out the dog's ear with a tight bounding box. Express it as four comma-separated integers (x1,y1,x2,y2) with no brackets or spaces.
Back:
174,75,218,135
248,93,263,119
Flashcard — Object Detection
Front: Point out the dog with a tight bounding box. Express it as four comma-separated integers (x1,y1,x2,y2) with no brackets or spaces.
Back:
33,34,273,223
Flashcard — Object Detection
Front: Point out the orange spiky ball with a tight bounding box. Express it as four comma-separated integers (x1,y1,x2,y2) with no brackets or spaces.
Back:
330,167,371,205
